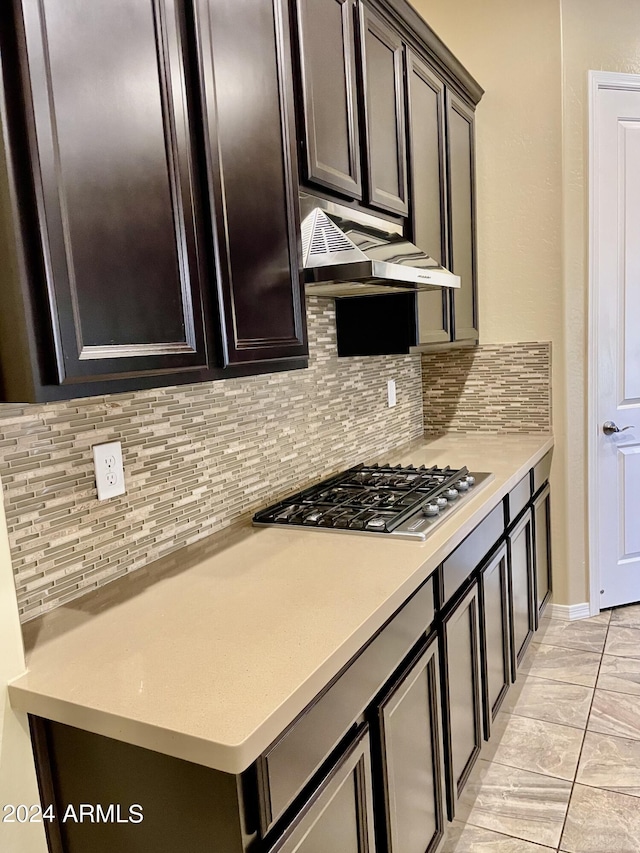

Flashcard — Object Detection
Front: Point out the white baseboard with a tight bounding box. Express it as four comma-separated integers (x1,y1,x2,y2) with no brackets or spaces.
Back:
544,602,592,621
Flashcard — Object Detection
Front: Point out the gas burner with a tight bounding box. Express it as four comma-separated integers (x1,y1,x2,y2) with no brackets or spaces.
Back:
254,463,494,541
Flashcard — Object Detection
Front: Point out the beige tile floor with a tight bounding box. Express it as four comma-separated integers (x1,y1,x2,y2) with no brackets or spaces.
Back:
444,603,640,853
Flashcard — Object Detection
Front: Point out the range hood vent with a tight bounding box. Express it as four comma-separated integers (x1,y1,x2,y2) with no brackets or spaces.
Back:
301,209,367,267
299,194,460,298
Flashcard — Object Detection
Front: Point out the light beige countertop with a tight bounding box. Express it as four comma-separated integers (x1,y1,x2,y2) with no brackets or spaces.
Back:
9,432,553,775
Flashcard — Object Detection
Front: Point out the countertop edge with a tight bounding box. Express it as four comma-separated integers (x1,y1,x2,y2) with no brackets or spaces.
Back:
8,684,248,774
9,435,554,774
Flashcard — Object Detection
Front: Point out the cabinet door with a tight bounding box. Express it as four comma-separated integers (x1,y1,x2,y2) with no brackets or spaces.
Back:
271,727,376,853
295,0,362,199
442,581,482,819
533,484,552,621
14,0,210,386
479,544,510,739
376,636,446,853
446,92,478,342
359,4,408,216
194,0,308,367
258,575,435,833
407,51,449,346
508,509,535,676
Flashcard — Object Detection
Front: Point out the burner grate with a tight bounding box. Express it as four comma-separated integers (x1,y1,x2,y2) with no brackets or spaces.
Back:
254,463,472,534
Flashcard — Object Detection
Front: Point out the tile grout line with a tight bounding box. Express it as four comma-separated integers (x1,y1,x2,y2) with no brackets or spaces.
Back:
455,615,599,851
480,755,577,784
520,641,603,690
554,610,612,852
452,808,558,850
452,610,640,851
500,710,592,734
507,709,585,730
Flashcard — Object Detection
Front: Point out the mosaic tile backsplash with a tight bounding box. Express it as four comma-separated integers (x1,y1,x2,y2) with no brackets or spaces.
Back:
421,342,552,434
0,298,424,621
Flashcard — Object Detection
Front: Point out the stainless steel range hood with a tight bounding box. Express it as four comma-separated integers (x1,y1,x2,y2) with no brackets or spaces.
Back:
299,194,460,297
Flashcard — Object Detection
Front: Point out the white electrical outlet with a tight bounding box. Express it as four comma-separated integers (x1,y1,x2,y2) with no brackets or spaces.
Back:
93,441,126,501
387,379,397,408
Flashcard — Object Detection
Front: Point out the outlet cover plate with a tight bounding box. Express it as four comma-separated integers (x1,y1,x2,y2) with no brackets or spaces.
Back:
93,441,126,501
387,379,397,407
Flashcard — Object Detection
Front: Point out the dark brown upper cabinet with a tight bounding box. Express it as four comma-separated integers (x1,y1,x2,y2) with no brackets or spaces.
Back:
335,86,480,353
406,49,449,346
359,3,409,216
446,91,478,342
4,0,211,395
409,62,478,348
0,0,307,403
334,76,480,353
292,0,410,215
294,0,362,199
193,0,307,367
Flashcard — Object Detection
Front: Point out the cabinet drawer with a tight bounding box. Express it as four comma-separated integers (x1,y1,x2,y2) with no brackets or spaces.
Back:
442,504,504,605
533,451,552,495
258,574,435,832
269,726,375,853
506,474,531,525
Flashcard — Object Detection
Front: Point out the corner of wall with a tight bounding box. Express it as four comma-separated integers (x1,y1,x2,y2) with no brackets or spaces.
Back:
0,479,47,853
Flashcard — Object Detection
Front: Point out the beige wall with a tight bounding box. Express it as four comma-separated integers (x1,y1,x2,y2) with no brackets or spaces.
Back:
0,481,47,853
412,0,640,606
410,0,573,601
414,0,563,344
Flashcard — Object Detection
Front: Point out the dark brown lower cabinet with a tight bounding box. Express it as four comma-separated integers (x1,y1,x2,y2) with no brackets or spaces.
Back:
533,484,552,621
375,634,446,853
508,509,535,677
441,580,482,819
31,718,252,853
32,716,376,853
27,482,556,853
256,575,436,833
271,726,376,853
479,543,511,740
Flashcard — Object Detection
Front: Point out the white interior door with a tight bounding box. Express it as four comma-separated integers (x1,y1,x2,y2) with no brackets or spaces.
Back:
591,72,640,610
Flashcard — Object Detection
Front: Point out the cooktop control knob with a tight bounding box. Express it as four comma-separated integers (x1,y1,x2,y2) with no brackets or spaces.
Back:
436,496,448,508
444,488,459,501
423,502,440,517
465,475,476,486
455,479,470,491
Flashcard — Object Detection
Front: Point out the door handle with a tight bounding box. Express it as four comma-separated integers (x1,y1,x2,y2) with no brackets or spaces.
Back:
603,420,635,436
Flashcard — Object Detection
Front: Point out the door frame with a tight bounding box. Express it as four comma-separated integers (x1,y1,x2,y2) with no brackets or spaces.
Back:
588,70,640,616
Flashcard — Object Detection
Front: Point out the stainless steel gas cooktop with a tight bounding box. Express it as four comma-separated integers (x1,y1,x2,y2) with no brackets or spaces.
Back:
253,463,493,541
